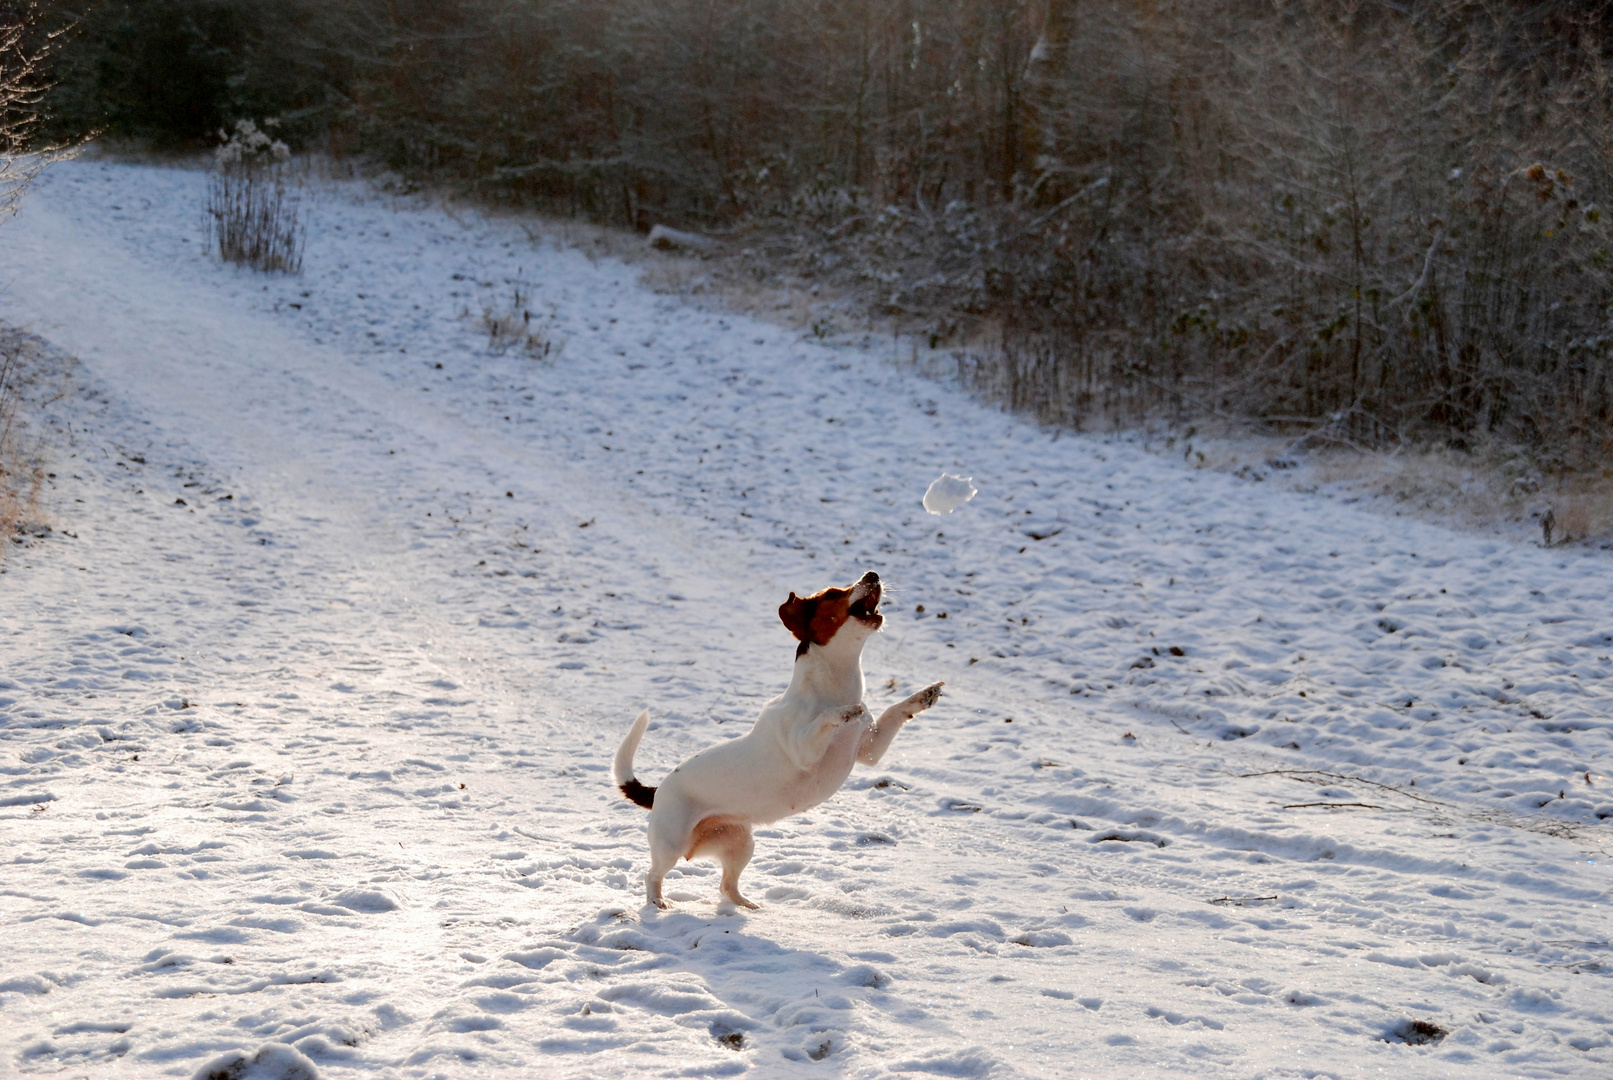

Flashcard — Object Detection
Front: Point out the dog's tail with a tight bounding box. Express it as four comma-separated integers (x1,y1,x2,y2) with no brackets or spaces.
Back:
613,708,656,809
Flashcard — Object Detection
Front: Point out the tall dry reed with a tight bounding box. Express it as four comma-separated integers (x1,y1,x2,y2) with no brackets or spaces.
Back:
207,119,304,273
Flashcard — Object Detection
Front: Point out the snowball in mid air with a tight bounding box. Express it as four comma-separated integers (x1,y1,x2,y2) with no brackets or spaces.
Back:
923,473,978,515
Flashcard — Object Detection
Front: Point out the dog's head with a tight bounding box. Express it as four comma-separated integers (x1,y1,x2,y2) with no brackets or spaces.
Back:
778,571,883,656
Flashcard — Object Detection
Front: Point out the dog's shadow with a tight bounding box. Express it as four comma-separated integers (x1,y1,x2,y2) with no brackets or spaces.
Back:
492,901,948,1069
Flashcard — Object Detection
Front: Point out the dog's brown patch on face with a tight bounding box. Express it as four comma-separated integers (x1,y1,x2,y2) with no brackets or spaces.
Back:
779,573,882,656
779,587,853,648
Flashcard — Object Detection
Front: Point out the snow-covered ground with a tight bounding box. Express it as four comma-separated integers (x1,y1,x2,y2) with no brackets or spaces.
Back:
2,158,1611,1079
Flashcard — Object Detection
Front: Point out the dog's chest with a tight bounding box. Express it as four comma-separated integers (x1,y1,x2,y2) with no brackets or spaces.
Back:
789,723,863,810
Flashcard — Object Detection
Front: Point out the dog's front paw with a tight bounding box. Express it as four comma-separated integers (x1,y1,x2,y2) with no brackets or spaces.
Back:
905,681,945,713
838,703,869,725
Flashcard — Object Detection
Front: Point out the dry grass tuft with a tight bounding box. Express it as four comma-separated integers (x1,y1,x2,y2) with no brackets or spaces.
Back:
1313,446,1613,546
1182,427,1613,548
480,279,562,360
0,329,48,549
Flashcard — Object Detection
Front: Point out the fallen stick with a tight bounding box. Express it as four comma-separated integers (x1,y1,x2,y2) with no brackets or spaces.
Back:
1283,801,1383,810
1241,768,1443,806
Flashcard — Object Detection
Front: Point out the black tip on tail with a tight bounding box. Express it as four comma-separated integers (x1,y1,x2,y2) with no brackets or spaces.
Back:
619,779,656,809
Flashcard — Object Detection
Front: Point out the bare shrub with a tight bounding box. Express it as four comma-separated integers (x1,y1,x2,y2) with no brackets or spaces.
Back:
207,119,304,272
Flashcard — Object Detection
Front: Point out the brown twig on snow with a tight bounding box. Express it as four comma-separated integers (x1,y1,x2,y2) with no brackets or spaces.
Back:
1283,802,1385,810
1240,768,1444,806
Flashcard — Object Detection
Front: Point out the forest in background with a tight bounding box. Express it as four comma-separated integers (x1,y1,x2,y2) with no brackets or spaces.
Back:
23,0,1613,467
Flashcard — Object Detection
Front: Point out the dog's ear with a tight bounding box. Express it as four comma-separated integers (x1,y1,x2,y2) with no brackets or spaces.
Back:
778,591,813,641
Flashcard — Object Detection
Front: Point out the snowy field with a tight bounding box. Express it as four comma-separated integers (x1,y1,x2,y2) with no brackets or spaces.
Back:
1,158,1611,1079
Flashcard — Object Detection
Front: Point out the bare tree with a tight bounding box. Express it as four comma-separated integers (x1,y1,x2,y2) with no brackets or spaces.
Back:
0,3,70,223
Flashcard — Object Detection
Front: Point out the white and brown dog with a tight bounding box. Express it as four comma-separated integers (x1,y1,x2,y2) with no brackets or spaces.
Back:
614,571,943,909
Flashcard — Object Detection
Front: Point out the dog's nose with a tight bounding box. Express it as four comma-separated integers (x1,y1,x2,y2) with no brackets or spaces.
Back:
860,571,880,585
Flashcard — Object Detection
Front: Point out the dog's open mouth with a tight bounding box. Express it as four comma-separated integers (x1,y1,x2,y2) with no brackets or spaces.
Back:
849,581,883,626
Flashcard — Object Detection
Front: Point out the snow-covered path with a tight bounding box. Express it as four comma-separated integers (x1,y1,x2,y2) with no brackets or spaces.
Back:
2,159,1611,1079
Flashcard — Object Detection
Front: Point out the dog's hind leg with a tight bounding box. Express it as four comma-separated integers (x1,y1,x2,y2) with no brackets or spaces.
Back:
710,822,760,910
645,840,678,910
717,824,758,909
644,792,697,910
684,817,760,909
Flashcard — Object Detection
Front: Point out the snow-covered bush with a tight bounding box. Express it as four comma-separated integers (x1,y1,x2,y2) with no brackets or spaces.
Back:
206,119,303,273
